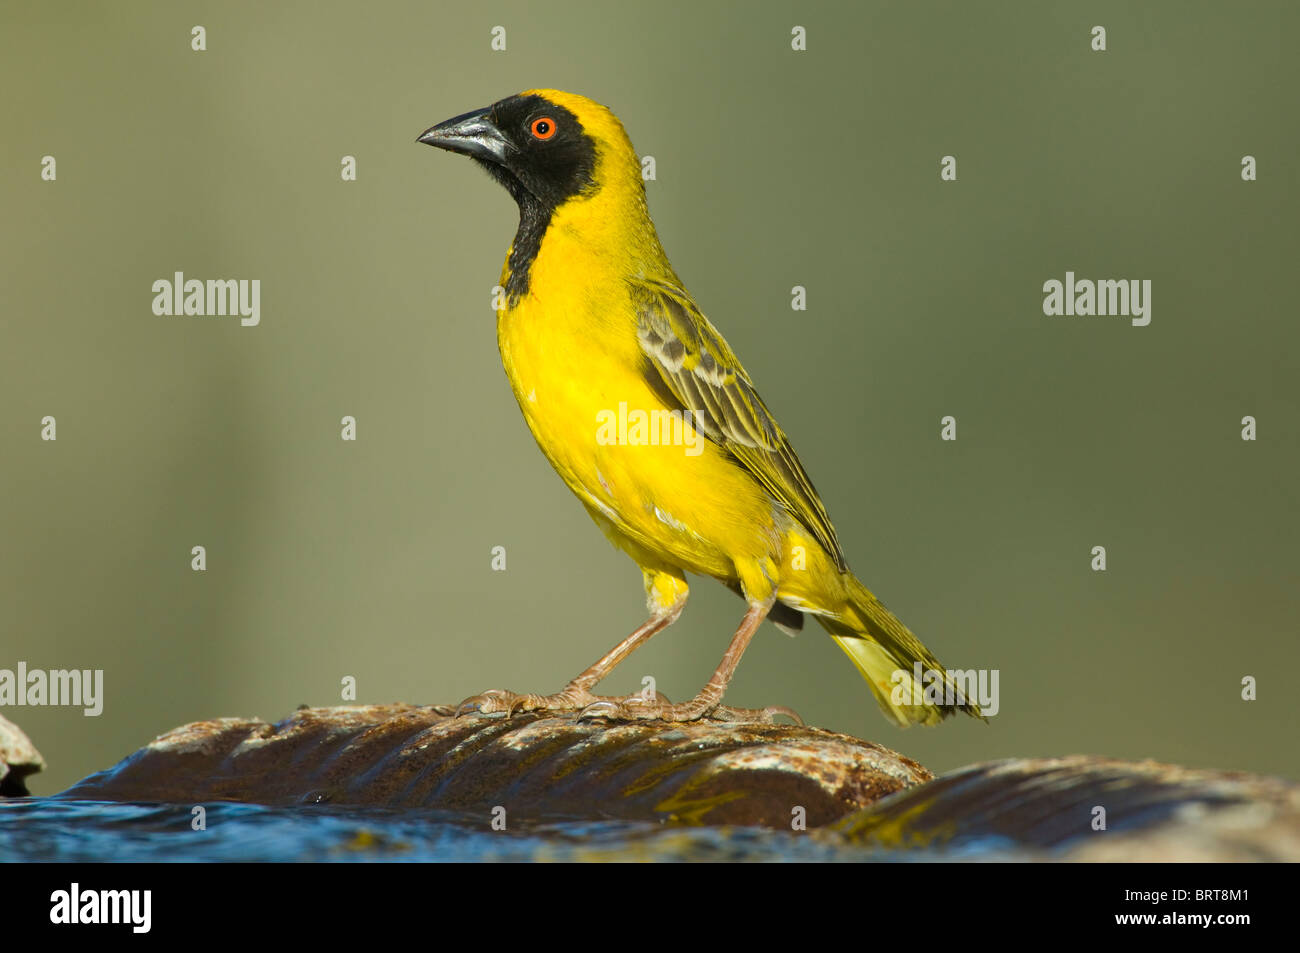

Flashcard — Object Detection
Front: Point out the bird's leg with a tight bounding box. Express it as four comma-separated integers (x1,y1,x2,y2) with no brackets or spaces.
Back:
581,597,799,725
455,585,686,717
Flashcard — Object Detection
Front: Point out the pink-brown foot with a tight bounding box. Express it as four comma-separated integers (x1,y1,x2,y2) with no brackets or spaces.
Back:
455,685,621,717
578,695,802,726
710,703,803,726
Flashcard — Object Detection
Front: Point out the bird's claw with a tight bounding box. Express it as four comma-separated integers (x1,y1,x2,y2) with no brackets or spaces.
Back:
576,690,673,722
709,704,804,726
454,685,616,718
575,692,716,724
456,687,800,726
455,689,528,717
576,700,628,721
578,697,803,725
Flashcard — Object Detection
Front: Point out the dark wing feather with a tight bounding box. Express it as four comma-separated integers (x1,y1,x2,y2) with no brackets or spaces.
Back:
631,277,848,571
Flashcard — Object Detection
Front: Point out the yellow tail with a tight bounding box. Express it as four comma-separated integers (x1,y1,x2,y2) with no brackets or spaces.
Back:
818,577,984,727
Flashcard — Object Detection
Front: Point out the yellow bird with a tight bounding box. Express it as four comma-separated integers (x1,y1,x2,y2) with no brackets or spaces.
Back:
419,90,981,726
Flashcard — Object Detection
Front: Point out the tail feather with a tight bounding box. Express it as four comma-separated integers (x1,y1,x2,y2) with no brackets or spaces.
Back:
818,577,984,727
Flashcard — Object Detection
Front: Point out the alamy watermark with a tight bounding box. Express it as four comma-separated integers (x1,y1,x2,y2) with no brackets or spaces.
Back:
50,884,150,933
0,662,103,716
891,662,999,716
1042,271,1151,327
596,402,704,456
152,271,260,326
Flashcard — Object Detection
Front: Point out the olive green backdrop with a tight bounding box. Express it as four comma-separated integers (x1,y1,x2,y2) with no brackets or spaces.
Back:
3,1,1297,795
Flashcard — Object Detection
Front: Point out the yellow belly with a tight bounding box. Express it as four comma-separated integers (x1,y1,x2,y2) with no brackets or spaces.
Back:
497,286,784,585
491,209,859,616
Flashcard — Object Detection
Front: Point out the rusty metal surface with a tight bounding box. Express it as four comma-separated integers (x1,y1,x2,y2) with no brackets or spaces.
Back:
32,709,1300,859
56,704,932,827
0,714,45,797
836,755,1300,861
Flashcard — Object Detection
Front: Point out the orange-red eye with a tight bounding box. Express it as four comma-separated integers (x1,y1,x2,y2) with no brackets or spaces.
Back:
530,117,557,140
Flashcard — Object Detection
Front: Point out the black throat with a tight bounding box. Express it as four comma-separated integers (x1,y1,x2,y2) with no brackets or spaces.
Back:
505,192,552,307
473,159,550,307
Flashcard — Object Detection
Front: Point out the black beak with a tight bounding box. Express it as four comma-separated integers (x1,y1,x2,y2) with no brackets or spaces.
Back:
417,107,512,165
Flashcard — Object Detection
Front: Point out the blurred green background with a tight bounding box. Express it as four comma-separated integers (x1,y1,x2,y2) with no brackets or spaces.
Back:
3,1,1297,795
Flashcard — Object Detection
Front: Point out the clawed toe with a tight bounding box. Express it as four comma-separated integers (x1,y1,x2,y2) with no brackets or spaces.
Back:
455,689,523,717
578,695,802,725
455,685,613,718
577,699,629,721
709,704,804,725
577,695,711,724
455,686,800,726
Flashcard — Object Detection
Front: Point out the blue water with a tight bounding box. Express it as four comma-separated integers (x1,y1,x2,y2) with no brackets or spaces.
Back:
0,799,1018,862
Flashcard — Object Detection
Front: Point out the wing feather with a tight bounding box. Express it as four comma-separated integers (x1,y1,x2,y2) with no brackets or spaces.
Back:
631,277,847,570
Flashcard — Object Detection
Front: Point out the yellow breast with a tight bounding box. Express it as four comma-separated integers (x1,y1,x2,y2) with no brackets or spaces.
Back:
496,230,780,582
